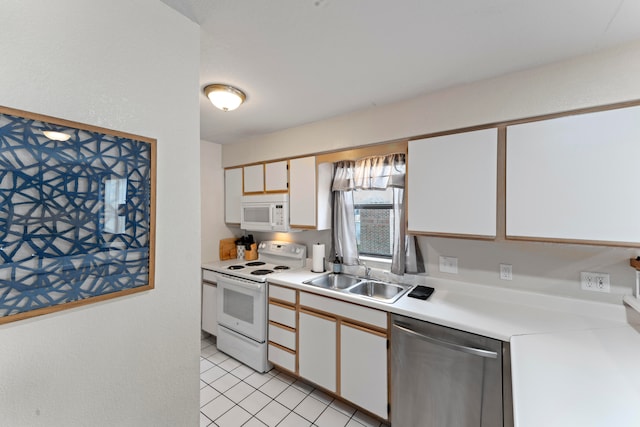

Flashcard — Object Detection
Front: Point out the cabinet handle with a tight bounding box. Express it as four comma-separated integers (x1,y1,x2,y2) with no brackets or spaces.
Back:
392,323,498,359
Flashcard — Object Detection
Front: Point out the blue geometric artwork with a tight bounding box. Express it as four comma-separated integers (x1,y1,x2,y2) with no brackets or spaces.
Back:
0,107,155,322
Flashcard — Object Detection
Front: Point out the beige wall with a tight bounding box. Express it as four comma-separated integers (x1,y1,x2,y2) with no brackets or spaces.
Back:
0,1,201,425
201,140,237,263
223,39,640,167
221,40,640,305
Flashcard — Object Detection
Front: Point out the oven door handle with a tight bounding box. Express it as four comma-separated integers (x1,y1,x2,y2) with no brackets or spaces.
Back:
217,274,264,291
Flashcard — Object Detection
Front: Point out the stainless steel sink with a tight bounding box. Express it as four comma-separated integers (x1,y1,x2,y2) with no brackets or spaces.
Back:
304,273,362,290
347,280,410,303
303,273,411,304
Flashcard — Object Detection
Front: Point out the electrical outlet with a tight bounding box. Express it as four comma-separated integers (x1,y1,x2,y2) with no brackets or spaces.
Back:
580,272,610,293
439,256,458,274
500,264,512,280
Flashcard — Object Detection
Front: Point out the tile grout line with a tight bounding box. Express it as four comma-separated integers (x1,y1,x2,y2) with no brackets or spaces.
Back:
201,337,378,427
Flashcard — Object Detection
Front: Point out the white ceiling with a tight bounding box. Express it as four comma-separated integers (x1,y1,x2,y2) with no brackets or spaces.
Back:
160,0,640,145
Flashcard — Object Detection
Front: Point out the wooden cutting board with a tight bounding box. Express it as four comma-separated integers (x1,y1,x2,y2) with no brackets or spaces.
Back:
219,238,237,260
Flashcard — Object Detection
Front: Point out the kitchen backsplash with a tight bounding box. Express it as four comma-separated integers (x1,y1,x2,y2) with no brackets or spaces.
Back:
228,227,636,305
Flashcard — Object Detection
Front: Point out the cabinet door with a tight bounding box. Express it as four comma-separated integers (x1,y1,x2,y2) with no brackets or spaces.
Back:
298,310,337,392
243,164,264,194
224,168,243,224
289,157,316,227
506,105,640,244
201,283,218,336
408,128,497,237
340,323,388,419
265,160,288,192
289,158,332,230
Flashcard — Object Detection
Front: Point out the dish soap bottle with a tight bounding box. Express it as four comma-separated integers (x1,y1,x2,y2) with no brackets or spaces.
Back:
332,256,342,274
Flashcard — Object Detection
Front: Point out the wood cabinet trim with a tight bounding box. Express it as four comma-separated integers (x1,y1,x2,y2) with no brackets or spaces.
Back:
506,235,640,248
341,320,388,338
336,318,342,395
299,307,337,323
225,99,640,172
407,230,496,240
269,320,296,333
268,299,296,309
268,341,296,355
496,126,507,241
299,303,388,334
316,140,407,164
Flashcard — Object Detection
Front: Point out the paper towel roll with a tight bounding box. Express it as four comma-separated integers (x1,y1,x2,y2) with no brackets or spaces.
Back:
312,243,325,273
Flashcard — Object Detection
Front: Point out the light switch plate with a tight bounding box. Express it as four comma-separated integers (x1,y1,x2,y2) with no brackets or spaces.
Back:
439,256,458,274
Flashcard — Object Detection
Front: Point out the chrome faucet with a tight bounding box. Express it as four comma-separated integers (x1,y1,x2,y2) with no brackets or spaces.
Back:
359,261,371,279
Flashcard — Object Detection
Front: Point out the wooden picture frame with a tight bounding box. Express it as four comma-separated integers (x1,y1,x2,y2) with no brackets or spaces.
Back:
0,106,156,324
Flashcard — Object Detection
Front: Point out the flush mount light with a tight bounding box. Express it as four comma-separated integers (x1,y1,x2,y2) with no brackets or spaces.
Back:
204,84,246,112
42,130,71,141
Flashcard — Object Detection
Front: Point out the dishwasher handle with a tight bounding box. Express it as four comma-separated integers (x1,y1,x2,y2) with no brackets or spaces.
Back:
393,323,498,359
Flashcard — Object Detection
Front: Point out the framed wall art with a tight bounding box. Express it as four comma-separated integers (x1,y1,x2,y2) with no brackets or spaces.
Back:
0,106,156,324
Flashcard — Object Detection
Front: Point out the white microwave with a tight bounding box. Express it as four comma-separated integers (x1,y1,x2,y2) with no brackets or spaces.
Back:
241,194,290,232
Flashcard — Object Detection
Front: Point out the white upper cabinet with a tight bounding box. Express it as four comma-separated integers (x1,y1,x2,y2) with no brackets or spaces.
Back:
243,161,288,193
243,164,264,194
224,167,243,224
408,128,498,237
506,105,640,244
265,160,288,192
289,157,332,229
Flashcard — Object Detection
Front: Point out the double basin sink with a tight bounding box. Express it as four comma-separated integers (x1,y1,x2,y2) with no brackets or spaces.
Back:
303,273,411,304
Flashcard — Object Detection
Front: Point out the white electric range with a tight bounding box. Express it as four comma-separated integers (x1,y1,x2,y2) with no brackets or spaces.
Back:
209,241,307,372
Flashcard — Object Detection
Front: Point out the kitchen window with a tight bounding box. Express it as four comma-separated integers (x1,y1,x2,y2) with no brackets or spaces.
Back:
331,153,417,274
353,188,394,259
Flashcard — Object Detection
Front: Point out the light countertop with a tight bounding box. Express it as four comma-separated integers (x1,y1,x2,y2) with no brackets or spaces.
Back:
203,263,640,427
511,325,640,427
264,266,628,341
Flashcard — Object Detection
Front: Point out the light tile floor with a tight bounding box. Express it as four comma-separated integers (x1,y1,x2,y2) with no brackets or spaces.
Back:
200,336,385,427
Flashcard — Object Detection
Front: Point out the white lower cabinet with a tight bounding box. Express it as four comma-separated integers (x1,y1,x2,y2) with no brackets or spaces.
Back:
268,287,389,419
340,323,388,419
268,342,296,372
298,310,337,393
267,284,298,373
201,281,218,336
296,291,389,420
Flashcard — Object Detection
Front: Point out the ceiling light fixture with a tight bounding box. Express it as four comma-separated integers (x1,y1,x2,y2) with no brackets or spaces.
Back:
42,130,71,141
204,84,246,112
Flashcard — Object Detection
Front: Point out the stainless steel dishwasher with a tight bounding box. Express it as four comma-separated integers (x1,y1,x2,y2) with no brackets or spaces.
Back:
391,314,513,427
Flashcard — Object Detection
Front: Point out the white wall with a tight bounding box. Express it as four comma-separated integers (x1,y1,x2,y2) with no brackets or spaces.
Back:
0,1,200,426
223,39,640,167
220,40,640,304
201,140,237,263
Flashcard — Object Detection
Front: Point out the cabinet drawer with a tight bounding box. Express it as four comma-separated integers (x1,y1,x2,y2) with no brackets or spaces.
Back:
268,343,296,372
269,284,296,304
269,323,296,350
300,292,387,330
202,269,217,283
269,303,296,328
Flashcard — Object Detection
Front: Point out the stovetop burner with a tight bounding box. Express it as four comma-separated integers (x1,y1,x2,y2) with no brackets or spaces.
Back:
250,269,274,276
207,241,307,282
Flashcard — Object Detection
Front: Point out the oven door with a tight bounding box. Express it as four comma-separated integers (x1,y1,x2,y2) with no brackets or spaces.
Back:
216,274,267,342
